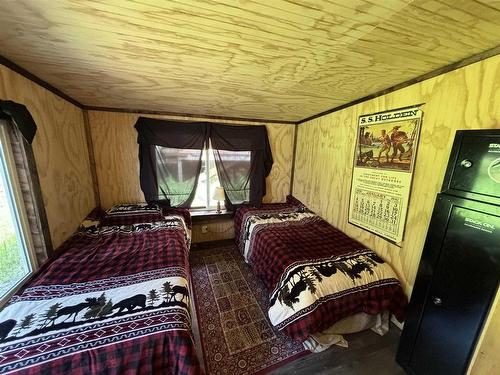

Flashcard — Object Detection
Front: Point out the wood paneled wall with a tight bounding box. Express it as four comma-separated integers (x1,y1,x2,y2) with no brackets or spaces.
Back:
87,111,295,209
190,218,234,244
0,64,95,248
468,292,500,375
293,54,500,374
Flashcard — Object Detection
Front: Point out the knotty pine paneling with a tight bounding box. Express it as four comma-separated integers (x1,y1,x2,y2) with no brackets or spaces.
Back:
87,111,295,210
0,64,96,248
292,54,500,373
1,1,500,120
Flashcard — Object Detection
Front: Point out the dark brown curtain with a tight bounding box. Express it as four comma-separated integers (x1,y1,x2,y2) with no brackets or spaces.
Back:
0,100,53,263
0,100,37,143
135,117,209,207
210,124,273,210
135,118,273,210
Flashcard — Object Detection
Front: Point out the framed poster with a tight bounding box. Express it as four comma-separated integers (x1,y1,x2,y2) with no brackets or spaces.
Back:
348,105,422,245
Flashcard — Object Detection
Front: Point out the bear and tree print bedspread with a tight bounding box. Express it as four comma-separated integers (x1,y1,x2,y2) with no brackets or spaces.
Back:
235,200,407,341
0,204,201,375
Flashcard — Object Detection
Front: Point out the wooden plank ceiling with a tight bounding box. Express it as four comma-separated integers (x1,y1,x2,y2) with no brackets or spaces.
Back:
0,0,499,122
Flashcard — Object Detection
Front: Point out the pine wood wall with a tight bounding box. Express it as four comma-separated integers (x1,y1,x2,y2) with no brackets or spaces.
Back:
292,54,500,374
87,110,295,243
0,64,96,248
87,111,295,209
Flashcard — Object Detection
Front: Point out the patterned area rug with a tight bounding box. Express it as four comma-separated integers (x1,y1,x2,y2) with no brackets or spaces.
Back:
190,243,307,374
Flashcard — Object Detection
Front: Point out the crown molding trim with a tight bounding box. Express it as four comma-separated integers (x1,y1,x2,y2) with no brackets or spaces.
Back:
82,105,297,124
0,54,83,108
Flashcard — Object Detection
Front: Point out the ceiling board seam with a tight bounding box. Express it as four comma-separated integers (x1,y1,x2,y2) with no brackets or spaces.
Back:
416,0,497,25
71,0,472,62
176,0,487,53
156,1,482,58
296,44,500,124
9,7,464,65
474,0,500,13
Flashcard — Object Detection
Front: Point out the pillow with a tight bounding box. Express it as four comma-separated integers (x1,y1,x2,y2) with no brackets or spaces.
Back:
162,207,192,229
101,203,164,226
79,207,106,231
148,200,193,229
286,195,306,208
105,203,161,216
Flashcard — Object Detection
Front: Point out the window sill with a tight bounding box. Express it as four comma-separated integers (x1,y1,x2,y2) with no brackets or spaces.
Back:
190,209,233,222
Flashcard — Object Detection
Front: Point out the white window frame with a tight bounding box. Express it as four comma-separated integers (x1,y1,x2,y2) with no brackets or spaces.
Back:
204,147,213,209
0,122,37,306
191,147,220,210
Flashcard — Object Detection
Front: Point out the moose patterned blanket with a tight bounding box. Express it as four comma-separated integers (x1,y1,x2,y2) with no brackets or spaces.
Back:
235,202,407,341
0,216,201,374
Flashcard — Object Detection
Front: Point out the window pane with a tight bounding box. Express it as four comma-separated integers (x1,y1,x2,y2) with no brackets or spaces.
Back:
0,149,31,299
215,150,251,204
208,149,224,208
155,146,203,207
191,151,207,208
192,148,223,209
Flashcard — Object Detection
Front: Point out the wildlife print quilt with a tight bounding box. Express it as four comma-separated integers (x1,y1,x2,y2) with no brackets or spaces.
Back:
235,200,407,341
0,214,200,374
100,202,165,226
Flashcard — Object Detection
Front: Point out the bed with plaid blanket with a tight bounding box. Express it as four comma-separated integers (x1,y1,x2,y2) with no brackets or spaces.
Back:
235,198,407,341
0,205,201,375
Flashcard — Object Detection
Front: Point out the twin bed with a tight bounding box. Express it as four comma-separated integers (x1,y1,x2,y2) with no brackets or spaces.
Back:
0,204,201,375
0,197,407,374
235,196,407,348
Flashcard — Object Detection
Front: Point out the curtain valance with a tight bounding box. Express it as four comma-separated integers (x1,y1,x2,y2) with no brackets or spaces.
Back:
0,100,37,143
135,117,273,209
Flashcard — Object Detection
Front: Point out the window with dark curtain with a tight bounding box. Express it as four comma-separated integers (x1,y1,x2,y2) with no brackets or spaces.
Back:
0,100,52,303
212,149,251,204
135,117,209,208
135,118,273,210
210,124,273,210
154,146,204,207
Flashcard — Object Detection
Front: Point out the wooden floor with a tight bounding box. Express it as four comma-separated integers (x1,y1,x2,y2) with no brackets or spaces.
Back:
190,240,405,375
271,326,405,375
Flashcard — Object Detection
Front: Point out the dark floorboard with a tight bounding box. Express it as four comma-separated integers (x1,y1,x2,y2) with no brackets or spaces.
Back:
190,240,405,375
270,326,405,375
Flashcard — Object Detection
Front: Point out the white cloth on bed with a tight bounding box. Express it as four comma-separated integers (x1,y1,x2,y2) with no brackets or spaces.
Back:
303,311,390,352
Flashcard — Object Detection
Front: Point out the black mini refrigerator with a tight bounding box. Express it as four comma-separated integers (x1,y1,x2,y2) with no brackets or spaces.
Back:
396,129,500,375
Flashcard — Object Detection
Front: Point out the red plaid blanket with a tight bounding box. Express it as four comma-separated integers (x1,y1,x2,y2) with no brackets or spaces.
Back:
0,215,201,374
235,202,407,341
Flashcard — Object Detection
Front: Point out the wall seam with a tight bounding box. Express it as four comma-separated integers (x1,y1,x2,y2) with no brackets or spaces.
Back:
82,110,101,207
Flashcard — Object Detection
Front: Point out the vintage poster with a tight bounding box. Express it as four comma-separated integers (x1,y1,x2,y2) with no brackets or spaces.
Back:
348,105,422,245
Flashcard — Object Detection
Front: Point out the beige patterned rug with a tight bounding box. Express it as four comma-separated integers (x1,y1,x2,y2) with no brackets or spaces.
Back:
190,243,307,374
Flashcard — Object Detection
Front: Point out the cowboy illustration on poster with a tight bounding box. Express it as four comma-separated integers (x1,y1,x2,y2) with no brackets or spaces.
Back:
348,105,422,245
356,118,419,172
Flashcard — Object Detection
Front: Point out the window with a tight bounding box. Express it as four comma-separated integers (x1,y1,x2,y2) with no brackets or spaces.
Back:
137,119,272,209
0,122,36,303
154,145,252,210
212,149,252,204
192,147,252,209
192,147,223,209
155,146,204,207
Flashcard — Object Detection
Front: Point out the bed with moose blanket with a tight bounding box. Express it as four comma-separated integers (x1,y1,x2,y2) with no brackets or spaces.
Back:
235,197,407,342
0,204,201,375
